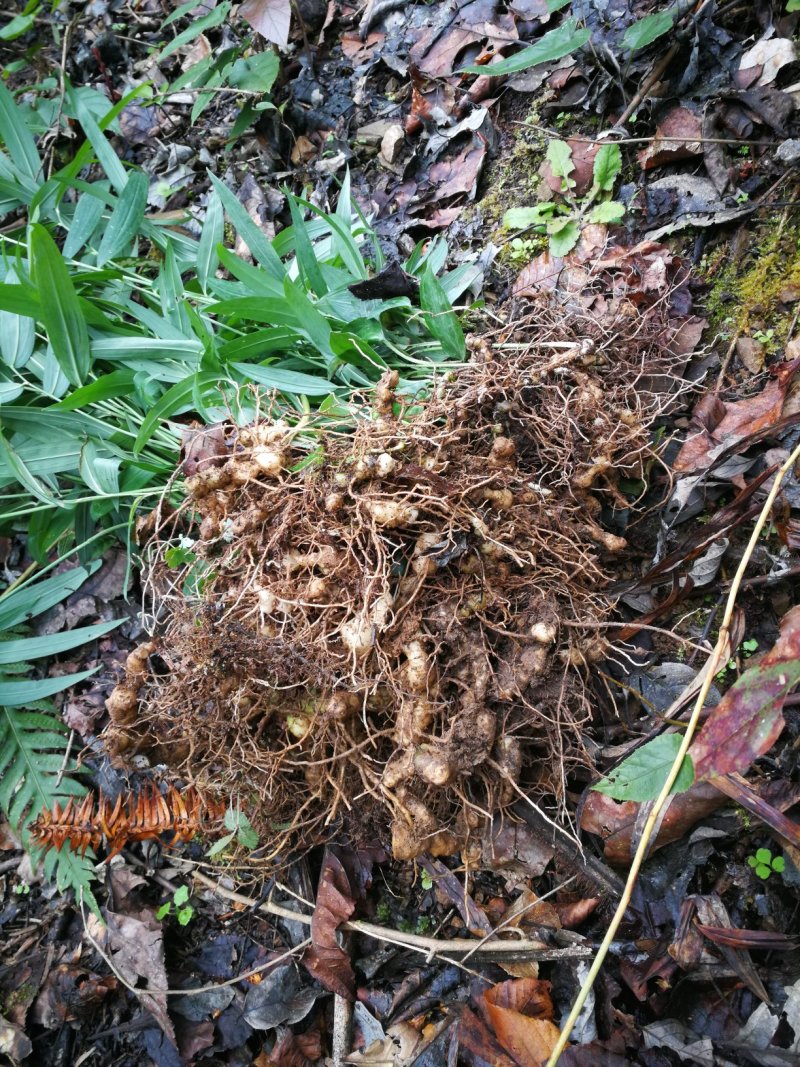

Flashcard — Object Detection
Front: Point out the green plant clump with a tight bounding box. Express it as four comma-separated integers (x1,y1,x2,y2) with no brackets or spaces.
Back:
0,79,471,560
503,139,625,258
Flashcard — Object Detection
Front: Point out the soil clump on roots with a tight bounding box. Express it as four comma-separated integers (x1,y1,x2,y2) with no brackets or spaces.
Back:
107,317,681,864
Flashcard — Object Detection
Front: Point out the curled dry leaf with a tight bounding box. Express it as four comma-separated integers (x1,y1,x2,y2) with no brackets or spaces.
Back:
303,848,356,999
580,781,724,865
690,604,800,782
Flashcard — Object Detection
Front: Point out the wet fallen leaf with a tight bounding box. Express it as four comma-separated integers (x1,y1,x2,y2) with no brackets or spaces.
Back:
690,605,800,781
674,359,800,473
303,847,356,998
638,106,703,170
580,781,725,865
243,965,317,1029
551,898,599,928
239,0,291,47
456,1005,518,1067
483,978,560,1067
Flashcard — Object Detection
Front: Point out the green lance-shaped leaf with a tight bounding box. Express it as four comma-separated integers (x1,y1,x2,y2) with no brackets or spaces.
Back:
29,223,90,387
459,19,590,76
96,171,149,266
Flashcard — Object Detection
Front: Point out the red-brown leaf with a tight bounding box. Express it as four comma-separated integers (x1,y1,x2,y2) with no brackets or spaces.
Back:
674,360,800,473
456,1005,518,1067
303,849,356,999
483,979,560,1067
690,605,800,781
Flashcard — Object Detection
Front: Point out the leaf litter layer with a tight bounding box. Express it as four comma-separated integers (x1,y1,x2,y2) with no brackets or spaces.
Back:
108,303,685,864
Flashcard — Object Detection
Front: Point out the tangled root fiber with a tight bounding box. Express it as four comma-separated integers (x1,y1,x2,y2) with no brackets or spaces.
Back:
110,322,681,863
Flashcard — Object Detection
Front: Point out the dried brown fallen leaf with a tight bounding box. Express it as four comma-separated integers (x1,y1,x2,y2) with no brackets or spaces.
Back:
239,0,291,47
675,359,800,473
456,1005,518,1067
86,910,175,1045
690,604,800,781
484,978,560,1067
303,848,356,999
638,106,703,171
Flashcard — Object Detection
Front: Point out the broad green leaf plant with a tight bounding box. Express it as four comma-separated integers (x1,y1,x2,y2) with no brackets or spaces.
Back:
504,140,624,257
0,79,471,559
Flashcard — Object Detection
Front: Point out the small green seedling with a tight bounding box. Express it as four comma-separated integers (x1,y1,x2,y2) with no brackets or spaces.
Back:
157,884,195,925
503,140,625,258
747,848,785,880
752,328,775,346
420,868,433,891
13,881,30,896
206,804,259,858
716,638,759,683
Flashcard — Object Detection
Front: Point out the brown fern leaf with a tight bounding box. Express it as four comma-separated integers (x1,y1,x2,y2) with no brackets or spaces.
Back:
30,783,225,860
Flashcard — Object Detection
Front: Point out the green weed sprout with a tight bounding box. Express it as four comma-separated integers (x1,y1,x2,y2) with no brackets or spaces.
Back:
157,884,195,925
747,848,785,880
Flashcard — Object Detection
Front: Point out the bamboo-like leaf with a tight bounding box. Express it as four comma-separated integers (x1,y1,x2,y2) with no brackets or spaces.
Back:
0,427,61,507
196,187,223,292
0,265,35,368
68,83,128,191
0,667,97,706
63,189,107,258
232,361,337,395
420,269,465,360
95,171,148,265
158,0,230,61
0,563,99,629
0,80,41,183
208,172,285,280
79,441,121,496
0,619,121,665
459,19,590,76
29,223,90,386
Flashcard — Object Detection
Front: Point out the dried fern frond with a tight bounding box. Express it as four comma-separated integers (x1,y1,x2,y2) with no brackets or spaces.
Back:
30,782,225,860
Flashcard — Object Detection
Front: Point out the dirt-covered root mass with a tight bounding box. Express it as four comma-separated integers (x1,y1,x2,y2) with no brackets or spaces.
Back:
107,317,680,863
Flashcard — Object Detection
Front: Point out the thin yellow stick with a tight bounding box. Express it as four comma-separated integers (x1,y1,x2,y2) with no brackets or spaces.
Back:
546,438,800,1066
